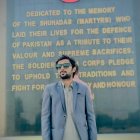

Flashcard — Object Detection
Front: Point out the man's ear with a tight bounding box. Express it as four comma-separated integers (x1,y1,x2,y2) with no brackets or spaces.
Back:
72,66,76,73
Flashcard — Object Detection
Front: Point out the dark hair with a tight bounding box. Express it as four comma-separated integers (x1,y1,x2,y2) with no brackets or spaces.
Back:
74,63,79,75
56,55,76,68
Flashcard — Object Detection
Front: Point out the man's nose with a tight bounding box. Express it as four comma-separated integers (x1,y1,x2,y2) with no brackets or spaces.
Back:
60,66,65,69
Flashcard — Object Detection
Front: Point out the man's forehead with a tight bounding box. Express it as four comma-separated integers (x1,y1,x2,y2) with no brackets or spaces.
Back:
58,59,70,64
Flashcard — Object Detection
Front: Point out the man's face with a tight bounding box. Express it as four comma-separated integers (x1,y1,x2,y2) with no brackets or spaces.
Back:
56,59,75,80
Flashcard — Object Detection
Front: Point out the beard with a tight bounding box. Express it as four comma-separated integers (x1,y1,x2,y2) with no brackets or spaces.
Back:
60,72,71,80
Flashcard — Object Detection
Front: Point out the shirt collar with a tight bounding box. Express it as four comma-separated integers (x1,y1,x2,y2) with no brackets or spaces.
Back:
61,81,73,89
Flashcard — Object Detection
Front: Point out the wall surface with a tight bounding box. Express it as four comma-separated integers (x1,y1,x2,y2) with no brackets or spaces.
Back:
0,0,140,139
0,0,6,136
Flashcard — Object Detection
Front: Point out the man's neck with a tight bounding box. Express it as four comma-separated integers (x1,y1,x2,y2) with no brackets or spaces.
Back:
62,78,73,88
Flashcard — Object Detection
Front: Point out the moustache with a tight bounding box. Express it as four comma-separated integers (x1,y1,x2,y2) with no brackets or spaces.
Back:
60,71,67,74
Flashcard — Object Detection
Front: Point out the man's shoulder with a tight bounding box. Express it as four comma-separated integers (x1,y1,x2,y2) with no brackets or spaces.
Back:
46,81,59,88
43,82,59,96
74,80,89,89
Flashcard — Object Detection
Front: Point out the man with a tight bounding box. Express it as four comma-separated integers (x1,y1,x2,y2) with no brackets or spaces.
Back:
41,55,97,140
